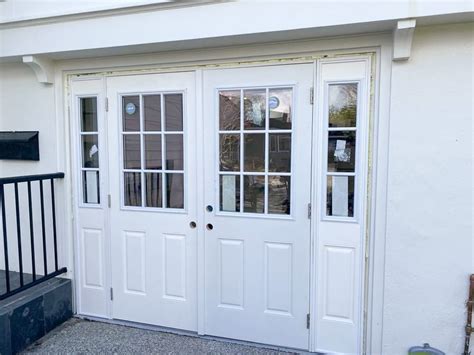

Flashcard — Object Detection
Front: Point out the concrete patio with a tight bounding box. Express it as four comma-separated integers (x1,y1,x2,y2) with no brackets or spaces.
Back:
22,318,298,354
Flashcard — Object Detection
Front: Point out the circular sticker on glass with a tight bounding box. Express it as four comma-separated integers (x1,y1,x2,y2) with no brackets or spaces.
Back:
268,96,280,110
125,102,136,115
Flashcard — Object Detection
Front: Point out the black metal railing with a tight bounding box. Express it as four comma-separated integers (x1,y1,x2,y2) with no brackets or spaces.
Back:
0,172,67,300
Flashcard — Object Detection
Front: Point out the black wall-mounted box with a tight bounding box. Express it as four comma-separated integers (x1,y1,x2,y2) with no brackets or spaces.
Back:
0,131,40,161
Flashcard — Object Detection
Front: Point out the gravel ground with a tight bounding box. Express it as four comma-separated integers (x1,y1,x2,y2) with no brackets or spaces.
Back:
23,318,297,354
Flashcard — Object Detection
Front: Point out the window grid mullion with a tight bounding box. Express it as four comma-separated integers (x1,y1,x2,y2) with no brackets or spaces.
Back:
264,88,269,214
139,94,145,207
161,94,167,208
239,89,244,213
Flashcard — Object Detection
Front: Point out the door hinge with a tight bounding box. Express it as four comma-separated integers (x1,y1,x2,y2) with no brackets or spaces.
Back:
307,203,312,219
110,287,113,301
108,194,111,208
306,313,310,329
105,97,109,112
310,87,314,105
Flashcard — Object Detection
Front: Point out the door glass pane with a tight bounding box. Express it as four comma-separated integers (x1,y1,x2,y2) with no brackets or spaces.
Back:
144,134,162,170
327,175,354,217
219,134,240,172
122,96,140,132
268,176,290,214
82,135,99,168
123,134,141,169
269,88,292,129
269,133,291,172
244,133,265,172
145,172,162,208
164,94,183,131
327,131,356,172
165,134,183,170
144,94,161,131
220,175,240,212
244,175,265,213
82,171,99,204
244,89,265,130
166,173,184,208
124,172,142,207
80,97,97,132
219,90,241,130
329,83,358,128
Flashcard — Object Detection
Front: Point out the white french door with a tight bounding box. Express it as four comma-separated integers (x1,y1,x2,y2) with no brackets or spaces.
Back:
202,64,314,349
106,72,198,331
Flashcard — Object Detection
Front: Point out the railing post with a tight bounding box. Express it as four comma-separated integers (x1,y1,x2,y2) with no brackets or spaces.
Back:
50,178,58,271
39,179,47,275
14,182,24,287
27,181,36,281
0,184,10,293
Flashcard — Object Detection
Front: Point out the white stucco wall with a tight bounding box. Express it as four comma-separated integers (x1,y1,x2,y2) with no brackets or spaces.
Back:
383,22,473,354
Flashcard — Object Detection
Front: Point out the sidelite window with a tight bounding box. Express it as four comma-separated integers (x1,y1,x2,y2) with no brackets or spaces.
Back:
79,97,100,205
325,83,358,218
121,93,184,209
218,87,292,215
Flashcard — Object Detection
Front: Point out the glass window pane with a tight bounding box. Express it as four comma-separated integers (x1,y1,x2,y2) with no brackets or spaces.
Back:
122,96,140,132
219,90,240,131
269,133,291,172
82,171,99,204
328,131,356,172
244,175,265,213
166,173,184,208
165,134,183,170
269,88,292,129
80,97,98,132
124,172,142,207
220,175,240,212
244,89,266,130
327,175,354,217
82,135,99,168
123,134,141,169
244,133,265,172
219,134,240,172
268,176,290,215
329,83,358,128
145,172,162,208
144,134,162,170
164,94,183,131
144,94,161,131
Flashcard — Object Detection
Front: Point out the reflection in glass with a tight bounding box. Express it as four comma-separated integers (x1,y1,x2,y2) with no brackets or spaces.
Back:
327,175,354,217
123,134,141,169
82,171,99,204
165,134,183,170
145,172,162,208
219,134,240,171
219,90,240,130
144,134,162,169
124,172,142,207
220,175,240,212
244,175,265,213
268,176,290,214
269,88,292,129
165,94,183,131
327,131,356,172
144,94,161,131
269,133,291,172
80,97,98,132
328,83,358,127
244,134,265,172
244,89,266,130
82,135,99,168
122,96,140,131
166,173,184,208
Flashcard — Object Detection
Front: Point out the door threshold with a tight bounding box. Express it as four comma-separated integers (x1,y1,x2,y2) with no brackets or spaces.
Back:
74,314,315,354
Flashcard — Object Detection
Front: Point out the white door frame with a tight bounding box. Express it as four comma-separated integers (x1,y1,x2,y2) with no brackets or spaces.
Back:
62,39,391,354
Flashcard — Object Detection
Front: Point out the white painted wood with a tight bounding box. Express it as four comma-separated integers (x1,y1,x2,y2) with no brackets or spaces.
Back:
22,55,54,84
312,57,371,353
202,64,313,350
393,19,416,61
106,72,197,331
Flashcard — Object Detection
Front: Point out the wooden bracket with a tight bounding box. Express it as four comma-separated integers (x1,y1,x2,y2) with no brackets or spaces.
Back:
22,55,54,84
393,19,416,61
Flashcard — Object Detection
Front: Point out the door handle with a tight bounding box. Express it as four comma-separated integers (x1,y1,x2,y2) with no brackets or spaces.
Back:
189,221,197,229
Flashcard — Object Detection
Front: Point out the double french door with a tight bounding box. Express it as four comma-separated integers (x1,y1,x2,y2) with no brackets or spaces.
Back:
72,59,369,353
